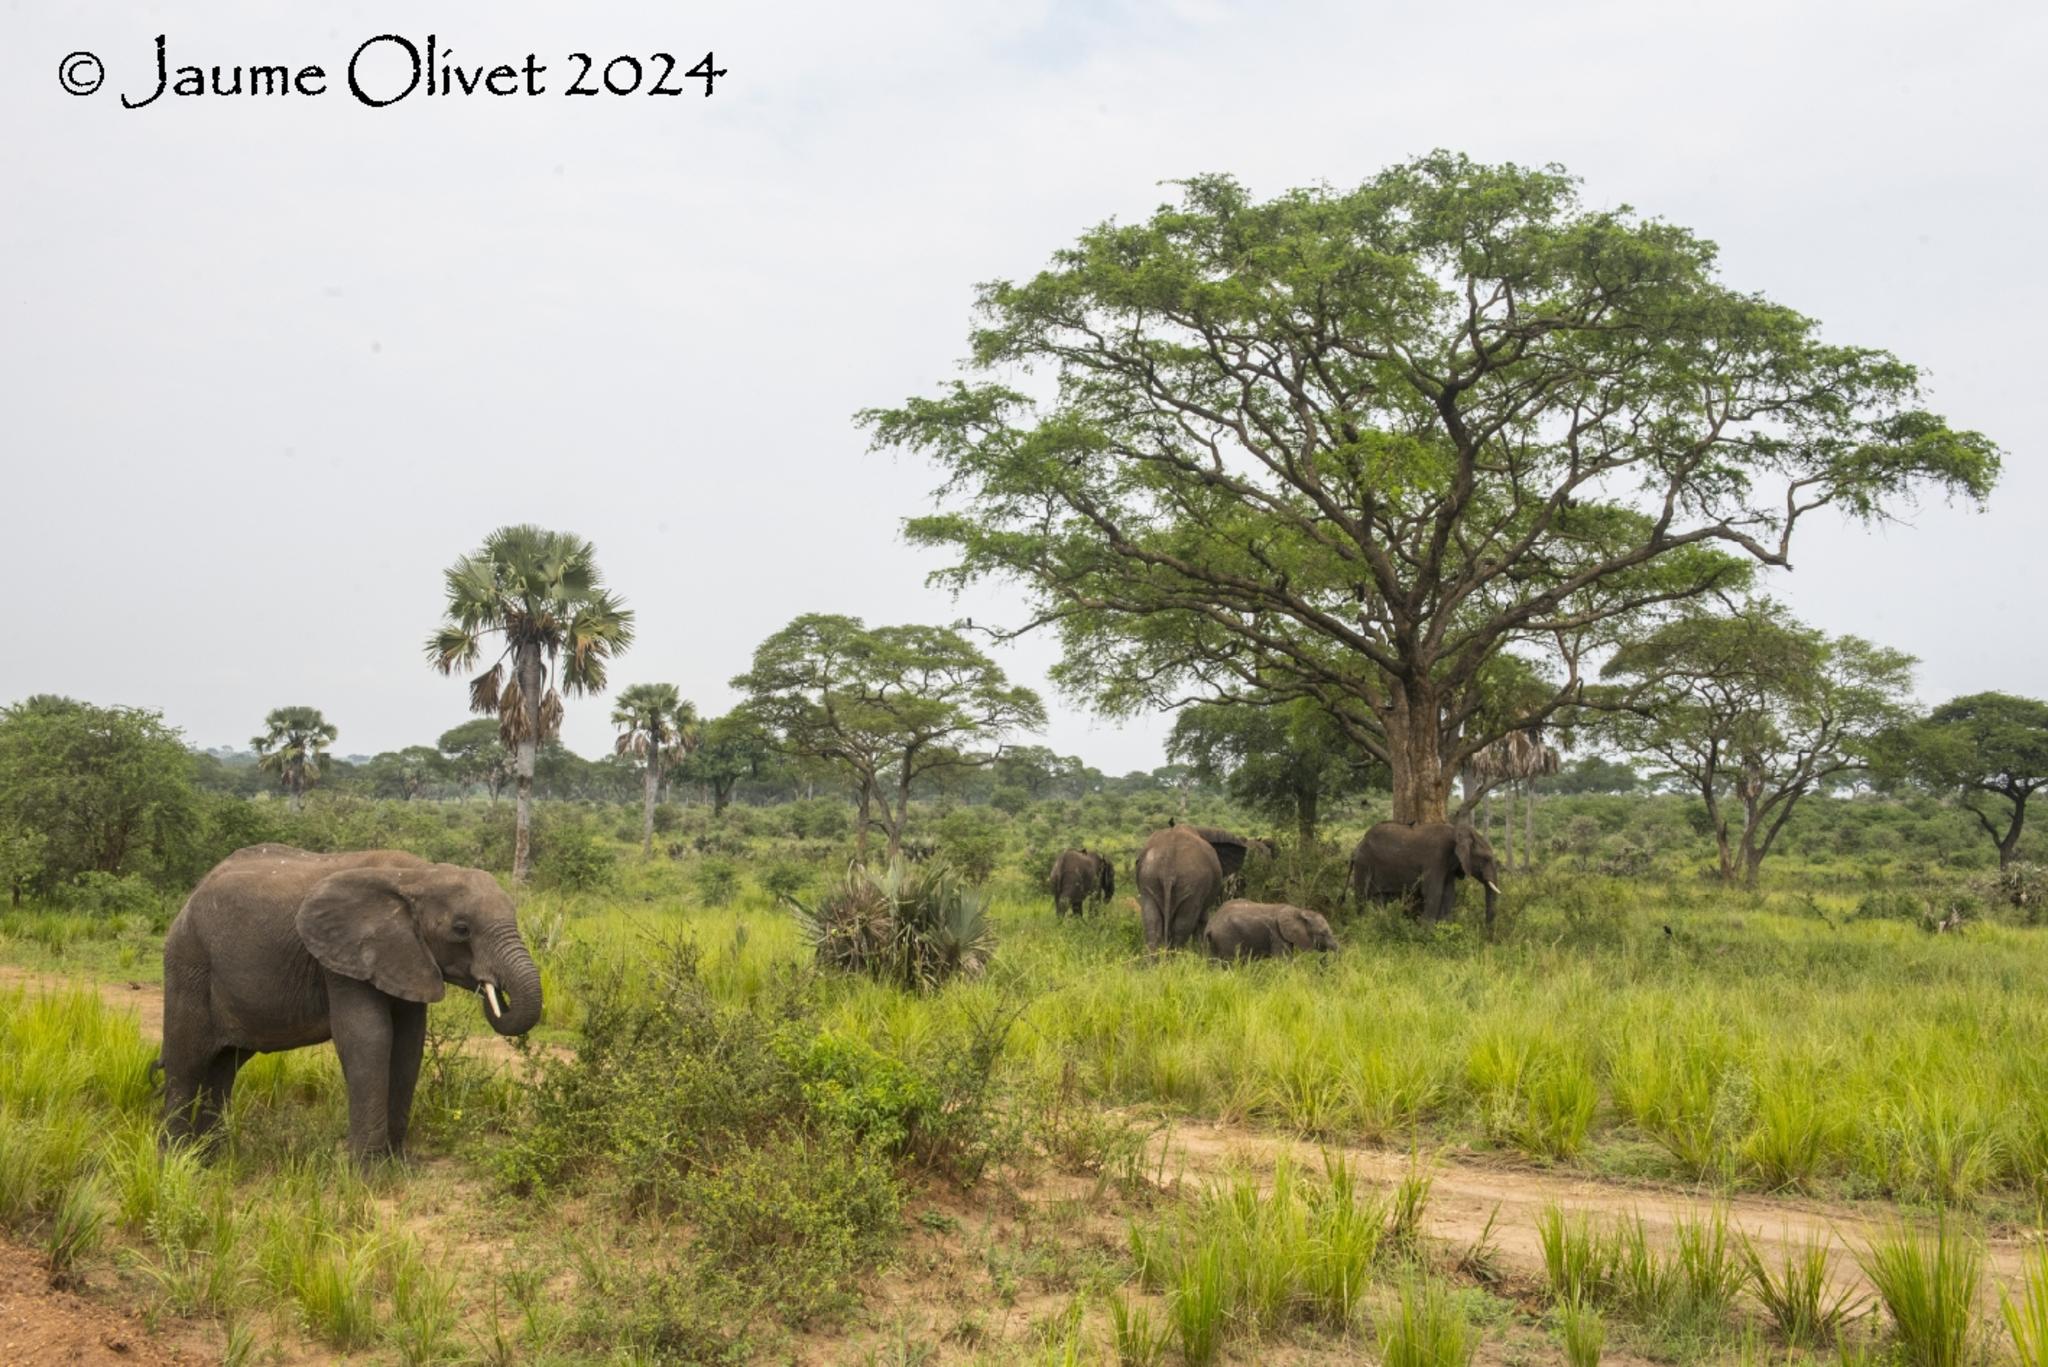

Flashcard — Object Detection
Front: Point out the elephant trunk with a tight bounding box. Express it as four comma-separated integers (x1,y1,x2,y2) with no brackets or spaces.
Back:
477,924,543,1037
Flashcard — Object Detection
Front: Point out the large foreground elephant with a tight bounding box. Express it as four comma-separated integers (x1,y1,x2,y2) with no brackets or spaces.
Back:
1049,848,1114,917
1203,900,1340,961
1135,825,1225,951
1350,821,1502,935
161,844,543,1163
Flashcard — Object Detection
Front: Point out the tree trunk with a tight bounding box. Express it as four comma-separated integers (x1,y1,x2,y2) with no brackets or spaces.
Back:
1386,686,1453,823
1524,781,1536,872
512,644,541,883
1502,787,1516,871
1296,786,1319,850
854,781,873,859
640,736,659,858
1997,794,2028,869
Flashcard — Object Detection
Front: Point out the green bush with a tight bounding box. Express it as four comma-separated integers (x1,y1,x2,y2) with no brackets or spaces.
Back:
761,861,813,901
694,858,740,907
59,871,167,919
533,820,618,892
935,808,1005,883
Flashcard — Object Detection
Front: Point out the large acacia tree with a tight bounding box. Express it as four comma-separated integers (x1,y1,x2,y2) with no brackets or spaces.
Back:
863,155,1999,822
427,526,634,880
733,614,1045,859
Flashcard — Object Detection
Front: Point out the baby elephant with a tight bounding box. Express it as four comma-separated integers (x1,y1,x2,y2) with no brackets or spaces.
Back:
1203,900,1340,961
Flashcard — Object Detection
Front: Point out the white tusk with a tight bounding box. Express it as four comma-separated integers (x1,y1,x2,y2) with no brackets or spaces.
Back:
1485,882,1501,895
482,982,502,1019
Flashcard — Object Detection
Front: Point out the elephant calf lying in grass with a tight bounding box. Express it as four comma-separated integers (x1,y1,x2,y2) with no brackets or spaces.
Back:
1203,900,1340,961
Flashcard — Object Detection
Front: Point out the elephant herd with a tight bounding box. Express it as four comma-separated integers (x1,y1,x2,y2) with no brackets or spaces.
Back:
152,820,1502,1166
1052,818,1504,962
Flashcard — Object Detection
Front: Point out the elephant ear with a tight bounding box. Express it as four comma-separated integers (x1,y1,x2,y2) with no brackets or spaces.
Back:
1278,908,1318,950
295,867,446,1003
1452,824,1482,879
1098,857,1115,899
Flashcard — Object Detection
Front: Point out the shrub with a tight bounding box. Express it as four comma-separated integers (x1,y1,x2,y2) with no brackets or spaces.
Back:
935,808,1005,883
788,859,995,992
532,818,618,892
693,858,739,908
59,870,166,919
1983,861,2048,921
760,861,813,901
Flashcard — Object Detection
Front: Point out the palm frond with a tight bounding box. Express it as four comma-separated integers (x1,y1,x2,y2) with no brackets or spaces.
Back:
468,663,504,716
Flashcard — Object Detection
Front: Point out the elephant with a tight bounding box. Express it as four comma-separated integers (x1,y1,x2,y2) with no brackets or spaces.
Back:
1181,825,1274,880
1203,900,1340,961
1135,825,1225,951
1049,848,1114,917
160,844,543,1163
1349,821,1502,935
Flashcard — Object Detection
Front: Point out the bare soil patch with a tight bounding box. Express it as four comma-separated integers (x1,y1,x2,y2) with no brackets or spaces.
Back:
0,1238,204,1365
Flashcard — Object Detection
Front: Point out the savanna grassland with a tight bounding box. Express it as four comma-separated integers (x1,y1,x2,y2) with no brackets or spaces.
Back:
4,791,2048,1365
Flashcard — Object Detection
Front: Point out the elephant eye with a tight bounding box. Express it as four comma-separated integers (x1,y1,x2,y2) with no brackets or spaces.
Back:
452,919,471,939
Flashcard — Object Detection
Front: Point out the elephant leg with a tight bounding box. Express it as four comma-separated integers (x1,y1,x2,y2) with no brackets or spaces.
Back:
1140,894,1164,952
327,977,397,1163
385,1000,428,1156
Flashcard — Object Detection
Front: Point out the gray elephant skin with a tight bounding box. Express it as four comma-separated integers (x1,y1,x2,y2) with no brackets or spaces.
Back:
1135,825,1225,950
1049,848,1114,917
161,844,543,1162
1182,825,1274,880
1204,900,1340,961
1350,821,1502,934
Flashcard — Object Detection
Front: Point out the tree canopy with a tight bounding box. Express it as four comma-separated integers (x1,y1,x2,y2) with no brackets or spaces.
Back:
1875,692,2048,867
0,697,199,895
864,153,2000,821
1167,698,1371,846
1598,602,1914,883
733,614,1045,858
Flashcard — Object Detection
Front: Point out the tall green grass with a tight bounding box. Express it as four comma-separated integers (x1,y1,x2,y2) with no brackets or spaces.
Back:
1858,1221,1981,1367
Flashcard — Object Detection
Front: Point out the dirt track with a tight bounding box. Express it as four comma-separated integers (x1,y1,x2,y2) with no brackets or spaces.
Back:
1154,1121,2036,1307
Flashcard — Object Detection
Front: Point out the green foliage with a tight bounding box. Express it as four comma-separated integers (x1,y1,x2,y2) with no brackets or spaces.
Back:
788,858,995,992
0,697,201,894
1875,692,2048,864
934,806,1005,883
1131,1154,1390,1357
1857,1222,1980,1367
1742,1232,1864,1350
1377,1276,1476,1367
1167,700,1370,845
733,614,1045,847
532,816,619,892
693,856,740,907
868,154,1999,820
2004,1246,2048,1367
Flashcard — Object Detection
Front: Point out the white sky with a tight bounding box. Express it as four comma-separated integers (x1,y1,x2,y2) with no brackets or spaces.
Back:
3,1,2040,771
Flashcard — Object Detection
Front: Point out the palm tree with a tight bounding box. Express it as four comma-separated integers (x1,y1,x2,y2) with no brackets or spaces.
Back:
1461,730,1562,872
252,706,337,812
425,526,634,881
612,684,700,857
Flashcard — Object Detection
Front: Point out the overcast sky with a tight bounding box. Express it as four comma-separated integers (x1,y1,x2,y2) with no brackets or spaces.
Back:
3,1,2040,771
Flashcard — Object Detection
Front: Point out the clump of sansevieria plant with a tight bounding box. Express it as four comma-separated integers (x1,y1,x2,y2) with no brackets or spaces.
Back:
785,858,995,992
